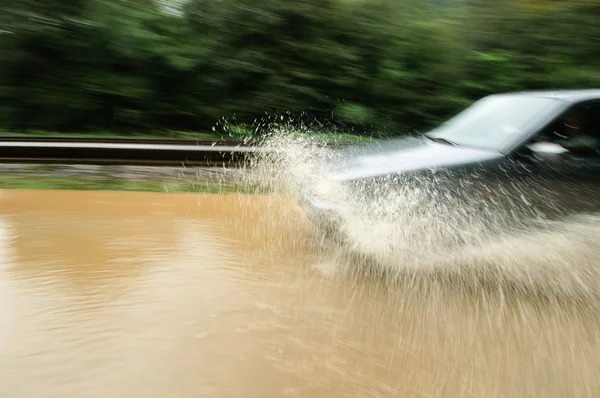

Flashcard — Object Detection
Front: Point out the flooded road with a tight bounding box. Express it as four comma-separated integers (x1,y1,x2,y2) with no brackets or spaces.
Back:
0,190,599,398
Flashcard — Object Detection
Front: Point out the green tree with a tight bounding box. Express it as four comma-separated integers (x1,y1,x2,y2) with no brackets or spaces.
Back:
1,0,600,136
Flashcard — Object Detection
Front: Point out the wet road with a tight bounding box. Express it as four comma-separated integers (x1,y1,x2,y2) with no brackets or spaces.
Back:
0,190,599,398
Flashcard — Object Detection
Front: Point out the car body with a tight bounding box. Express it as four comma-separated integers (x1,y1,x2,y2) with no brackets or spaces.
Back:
299,89,600,243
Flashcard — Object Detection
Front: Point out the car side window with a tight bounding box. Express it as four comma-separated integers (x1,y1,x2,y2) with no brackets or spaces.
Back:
536,103,600,158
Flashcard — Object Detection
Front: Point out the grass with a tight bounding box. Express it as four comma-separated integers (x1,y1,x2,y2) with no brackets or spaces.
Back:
0,130,223,141
0,176,266,194
304,132,376,143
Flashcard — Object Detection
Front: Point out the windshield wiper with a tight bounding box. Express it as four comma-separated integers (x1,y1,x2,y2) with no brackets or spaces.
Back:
425,136,459,146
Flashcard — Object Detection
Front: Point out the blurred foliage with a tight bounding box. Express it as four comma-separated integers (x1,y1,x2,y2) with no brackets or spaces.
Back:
0,0,599,136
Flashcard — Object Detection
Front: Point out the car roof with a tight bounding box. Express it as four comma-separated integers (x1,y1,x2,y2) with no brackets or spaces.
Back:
494,89,600,103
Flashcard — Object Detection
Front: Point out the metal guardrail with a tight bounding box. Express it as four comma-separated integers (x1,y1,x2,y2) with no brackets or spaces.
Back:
0,138,263,166
0,137,351,166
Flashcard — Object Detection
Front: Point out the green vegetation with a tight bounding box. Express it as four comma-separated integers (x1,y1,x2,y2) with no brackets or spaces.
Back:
0,130,223,141
0,177,266,194
1,0,599,138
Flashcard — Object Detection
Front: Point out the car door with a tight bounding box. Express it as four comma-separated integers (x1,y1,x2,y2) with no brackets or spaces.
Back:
517,101,600,216
536,151,600,213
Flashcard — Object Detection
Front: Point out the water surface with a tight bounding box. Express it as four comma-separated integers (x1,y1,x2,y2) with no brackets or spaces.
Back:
0,190,598,398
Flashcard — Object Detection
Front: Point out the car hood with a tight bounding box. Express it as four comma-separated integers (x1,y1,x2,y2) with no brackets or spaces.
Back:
323,136,504,182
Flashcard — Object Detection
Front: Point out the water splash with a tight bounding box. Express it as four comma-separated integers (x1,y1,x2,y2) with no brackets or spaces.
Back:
233,121,600,303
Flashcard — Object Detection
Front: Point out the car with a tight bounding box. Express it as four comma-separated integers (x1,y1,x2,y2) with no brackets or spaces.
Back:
298,89,600,247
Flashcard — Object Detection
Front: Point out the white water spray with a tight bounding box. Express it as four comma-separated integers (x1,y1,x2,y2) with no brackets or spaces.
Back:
237,123,600,302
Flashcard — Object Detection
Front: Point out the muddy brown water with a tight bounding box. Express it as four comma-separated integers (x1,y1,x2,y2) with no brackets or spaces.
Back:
0,190,599,398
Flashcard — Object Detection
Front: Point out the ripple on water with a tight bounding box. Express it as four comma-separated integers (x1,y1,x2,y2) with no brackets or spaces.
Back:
0,189,598,398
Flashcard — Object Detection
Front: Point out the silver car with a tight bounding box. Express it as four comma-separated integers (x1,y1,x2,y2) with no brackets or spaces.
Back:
299,90,600,244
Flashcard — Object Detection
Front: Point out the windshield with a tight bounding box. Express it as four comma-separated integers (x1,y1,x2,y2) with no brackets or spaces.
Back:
426,95,564,151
